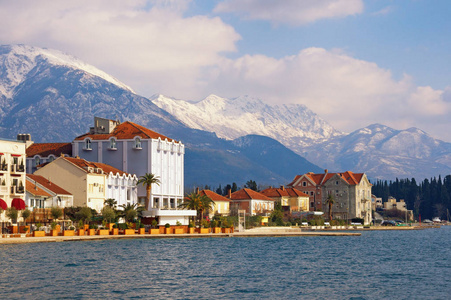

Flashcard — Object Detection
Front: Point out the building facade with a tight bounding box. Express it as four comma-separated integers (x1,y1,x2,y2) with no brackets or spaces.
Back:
26,174,73,209
289,170,373,224
199,189,231,217
260,186,309,212
0,137,27,224
228,188,275,216
26,142,72,174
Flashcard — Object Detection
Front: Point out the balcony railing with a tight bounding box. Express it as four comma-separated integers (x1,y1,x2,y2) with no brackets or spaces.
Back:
10,186,24,194
0,163,7,171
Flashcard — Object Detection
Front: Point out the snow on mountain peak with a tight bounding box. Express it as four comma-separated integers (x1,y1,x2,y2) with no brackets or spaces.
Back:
0,44,133,98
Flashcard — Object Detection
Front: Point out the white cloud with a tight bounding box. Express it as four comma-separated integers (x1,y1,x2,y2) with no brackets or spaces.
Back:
214,0,364,25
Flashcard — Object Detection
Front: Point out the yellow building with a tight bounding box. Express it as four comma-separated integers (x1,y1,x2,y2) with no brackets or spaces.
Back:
199,189,230,217
260,186,309,212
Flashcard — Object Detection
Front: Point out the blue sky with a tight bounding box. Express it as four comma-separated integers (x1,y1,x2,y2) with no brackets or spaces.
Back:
1,0,451,140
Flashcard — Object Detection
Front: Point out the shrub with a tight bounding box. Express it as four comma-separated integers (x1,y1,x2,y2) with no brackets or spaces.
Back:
165,223,170,228
50,206,63,220
51,221,58,230
118,223,127,230
139,223,145,228
176,220,182,226
188,222,194,228
151,219,158,228
113,224,118,229
210,220,217,228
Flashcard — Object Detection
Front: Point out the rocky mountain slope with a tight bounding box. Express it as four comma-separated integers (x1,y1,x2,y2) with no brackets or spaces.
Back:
0,44,320,186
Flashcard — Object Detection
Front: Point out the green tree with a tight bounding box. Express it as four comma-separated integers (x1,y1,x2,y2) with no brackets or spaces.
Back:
6,207,18,224
244,180,258,191
50,206,63,221
101,206,116,223
179,193,214,223
76,207,92,224
117,203,140,223
104,198,117,209
325,194,335,221
21,208,31,225
137,173,160,210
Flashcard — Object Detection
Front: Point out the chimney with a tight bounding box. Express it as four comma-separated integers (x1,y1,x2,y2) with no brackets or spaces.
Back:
228,188,232,198
280,185,285,191
324,169,328,173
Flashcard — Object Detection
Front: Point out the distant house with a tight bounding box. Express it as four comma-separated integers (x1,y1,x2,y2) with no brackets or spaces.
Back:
228,188,275,216
289,170,373,224
0,137,27,224
26,142,72,173
26,174,73,209
260,186,309,212
198,189,231,217
371,194,383,211
34,156,137,212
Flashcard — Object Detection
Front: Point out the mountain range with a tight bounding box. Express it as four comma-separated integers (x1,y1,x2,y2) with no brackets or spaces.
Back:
0,44,320,187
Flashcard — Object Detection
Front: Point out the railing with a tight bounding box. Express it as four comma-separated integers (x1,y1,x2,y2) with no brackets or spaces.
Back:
10,186,24,194
0,163,7,171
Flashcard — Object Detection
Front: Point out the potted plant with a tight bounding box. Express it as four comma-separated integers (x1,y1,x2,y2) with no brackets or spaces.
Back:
138,223,146,234
211,220,221,234
49,221,59,236
150,220,160,234
87,224,96,236
63,225,76,236
174,220,184,234
111,224,119,235
222,220,231,234
188,222,195,234
164,223,171,234
6,207,19,233
97,226,110,236
77,220,85,236
200,220,210,234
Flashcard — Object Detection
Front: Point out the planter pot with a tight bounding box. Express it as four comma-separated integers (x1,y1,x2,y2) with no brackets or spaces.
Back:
110,228,119,235
77,229,85,236
84,224,90,231
123,229,134,235
19,226,30,233
63,230,75,236
230,228,234,233
33,231,45,237
138,228,146,234
97,229,110,235
222,228,231,234
8,225,18,234
164,228,172,234
199,228,210,234
188,228,195,234
87,229,96,236
213,227,221,234
150,229,160,234
49,230,59,236
108,223,115,230
174,228,184,234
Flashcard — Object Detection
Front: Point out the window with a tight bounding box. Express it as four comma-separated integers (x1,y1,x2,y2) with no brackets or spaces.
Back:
85,139,92,150
336,181,339,185
134,137,142,149
89,184,93,193
35,157,40,166
48,156,54,162
302,181,306,187
109,138,117,149
310,191,314,196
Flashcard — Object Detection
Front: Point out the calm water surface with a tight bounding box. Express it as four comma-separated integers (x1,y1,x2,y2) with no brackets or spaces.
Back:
1,227,450,299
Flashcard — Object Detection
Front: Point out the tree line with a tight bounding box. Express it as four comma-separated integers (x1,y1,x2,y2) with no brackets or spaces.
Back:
372,175,451,220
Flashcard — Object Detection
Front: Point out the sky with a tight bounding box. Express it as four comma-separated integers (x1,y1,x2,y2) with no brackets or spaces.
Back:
1,0,451,141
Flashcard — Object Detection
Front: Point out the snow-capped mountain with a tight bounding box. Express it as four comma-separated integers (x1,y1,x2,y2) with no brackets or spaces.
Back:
151,94,342,148
0,44,321,186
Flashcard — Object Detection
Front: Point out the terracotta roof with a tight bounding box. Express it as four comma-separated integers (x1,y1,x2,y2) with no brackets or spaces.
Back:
63,157,129,176
290,171,367,186
26,143,72,158
261,187,309,198
199,190,230,202
26,180,51,197
229,188,274,201
74,121,177,142
26,174,72,196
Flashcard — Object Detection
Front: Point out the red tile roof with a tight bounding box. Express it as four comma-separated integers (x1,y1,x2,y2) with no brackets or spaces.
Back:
229,188,274,201
63,157,129,176
199,190,230,202
26,180,51,197
74,121,176,142
26,174,72,196
26,143,72,158
261,187,309,198
289,171,368,186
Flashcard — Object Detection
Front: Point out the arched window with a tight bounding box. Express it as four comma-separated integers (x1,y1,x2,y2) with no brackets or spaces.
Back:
48,156,55,162
110,138,117,149
134,137,142,149
35,156,40,166
85,139,92,150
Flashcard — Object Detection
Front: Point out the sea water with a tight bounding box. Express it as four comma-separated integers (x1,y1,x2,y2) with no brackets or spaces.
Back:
1,227,450,299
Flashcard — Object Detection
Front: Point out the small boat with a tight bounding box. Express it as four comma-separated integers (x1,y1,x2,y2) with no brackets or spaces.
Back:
432,217,441,223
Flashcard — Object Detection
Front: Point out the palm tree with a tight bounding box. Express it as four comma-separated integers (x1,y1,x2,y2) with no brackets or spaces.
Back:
104,198,117,209
326,194,335,221
137,173,160,210
179,192,214,224
117,203,144,223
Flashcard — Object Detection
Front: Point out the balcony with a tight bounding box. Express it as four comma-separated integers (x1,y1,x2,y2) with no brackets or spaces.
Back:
10,185,24,195
0,163,8,171
11,164,24,173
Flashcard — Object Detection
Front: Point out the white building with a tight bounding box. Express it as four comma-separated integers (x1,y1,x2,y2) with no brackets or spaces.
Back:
0,137,27,224
25,174,73,209
34,157,138,212
72,117,195,225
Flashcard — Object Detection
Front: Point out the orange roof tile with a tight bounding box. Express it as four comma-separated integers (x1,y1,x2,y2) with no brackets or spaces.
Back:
229,188,274,201
290,171,367,186
74,121,177,142
200,190,230,202
63,157,129,176
26,180,51,197
27,174,72,195
26,143,72,158
261,187,309,198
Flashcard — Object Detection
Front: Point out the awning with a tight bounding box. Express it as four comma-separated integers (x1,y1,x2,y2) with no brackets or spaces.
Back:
0,198,7,210
11,154,21,157
11,198,26,210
